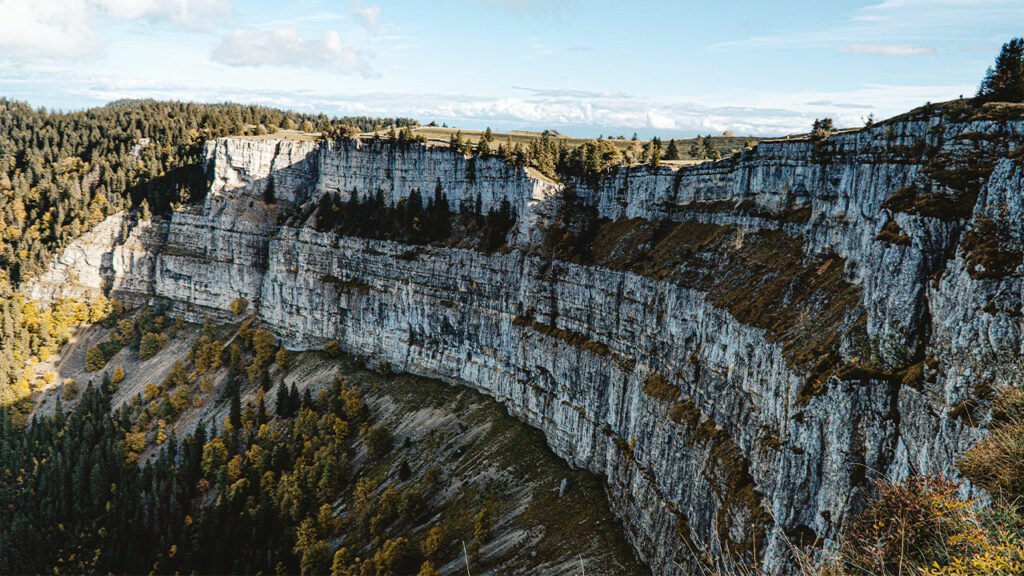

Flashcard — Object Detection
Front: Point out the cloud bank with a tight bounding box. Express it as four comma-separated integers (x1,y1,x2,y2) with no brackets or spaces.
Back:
0,0,231,60
212,28,374,77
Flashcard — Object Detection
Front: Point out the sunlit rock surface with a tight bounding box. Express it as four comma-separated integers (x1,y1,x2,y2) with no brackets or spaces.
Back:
31,115,1024,575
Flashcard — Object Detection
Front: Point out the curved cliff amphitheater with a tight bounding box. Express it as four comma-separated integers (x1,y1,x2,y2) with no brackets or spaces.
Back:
30,110,1024,575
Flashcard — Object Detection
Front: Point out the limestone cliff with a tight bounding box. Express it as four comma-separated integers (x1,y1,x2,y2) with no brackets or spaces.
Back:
31,109,1024,575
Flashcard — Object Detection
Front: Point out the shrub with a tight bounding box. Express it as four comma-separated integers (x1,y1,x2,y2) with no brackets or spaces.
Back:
89,294,111,323
398,488,424,520
417,561,441,576
330,548,352,576
139,332,167,360
122,431,146,462
325,340,343,358
374,537,418,575
192,337,223,374
473,507,492,543
85,345,107,371
276,348,291,372
642,372,680,403
229,297,248,315
62,380,79,401
199,375,215,394
421,526,447,559
835,475,1024,576
364,424,393,460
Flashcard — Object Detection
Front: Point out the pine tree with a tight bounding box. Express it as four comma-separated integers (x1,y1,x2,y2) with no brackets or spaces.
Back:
449,131,464,154
257,393,268,426
664,139,680,160
646,137,662,167
289,383,300,415
276,383,290,418
229,385,242,429
701,135,717,160
689,136,703,159
978,38,1024,102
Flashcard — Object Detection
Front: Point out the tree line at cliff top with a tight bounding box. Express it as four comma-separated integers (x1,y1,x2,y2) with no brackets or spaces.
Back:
3,38,1024,414
320,35,1024,187
324,121,731,187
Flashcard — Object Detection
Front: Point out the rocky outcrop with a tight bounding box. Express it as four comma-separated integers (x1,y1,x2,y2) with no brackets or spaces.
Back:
27,213,128,302
31,113,1024,575
203,137,562,242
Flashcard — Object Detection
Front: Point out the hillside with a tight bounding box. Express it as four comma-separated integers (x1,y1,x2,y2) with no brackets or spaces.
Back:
5,96,1024,575
6,309,646,575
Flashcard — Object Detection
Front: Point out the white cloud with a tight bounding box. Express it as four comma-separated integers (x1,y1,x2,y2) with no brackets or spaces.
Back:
842,43,936,57
0,1,100,60
0,0,231,61
646,110,676,130
93,0,230,28
347,1,381,32
38,74,969,137
960,43,1000,53
211,27,373,77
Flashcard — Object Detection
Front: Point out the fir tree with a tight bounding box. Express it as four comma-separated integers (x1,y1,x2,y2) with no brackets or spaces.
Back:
276,383,290,418
664,139,680,160
978,38,1024,102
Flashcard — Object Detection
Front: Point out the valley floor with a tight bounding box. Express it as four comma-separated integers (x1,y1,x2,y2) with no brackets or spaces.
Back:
18,311,648,576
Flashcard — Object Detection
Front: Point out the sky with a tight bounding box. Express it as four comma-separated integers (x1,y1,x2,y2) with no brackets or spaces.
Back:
0,0,1021,138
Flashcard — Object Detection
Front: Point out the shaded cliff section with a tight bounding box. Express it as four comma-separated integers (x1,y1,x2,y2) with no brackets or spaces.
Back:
28,107,1024,575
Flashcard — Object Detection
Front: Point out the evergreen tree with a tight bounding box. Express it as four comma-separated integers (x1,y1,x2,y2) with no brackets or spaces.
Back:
257,394,269,425
289,383,300,416
229,385,242,430
664,139,680,160
276,383,290,418
449,131,464,154
646,137,662,167
978,38,1024,102
701,135,717,160
264,176,276,204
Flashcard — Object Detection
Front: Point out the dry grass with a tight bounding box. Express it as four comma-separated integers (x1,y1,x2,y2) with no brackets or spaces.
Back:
235,128,320,141
959,387,1024,497
641,372,680,403
693,472,1024,576
578,218,866,390
410,126,758,160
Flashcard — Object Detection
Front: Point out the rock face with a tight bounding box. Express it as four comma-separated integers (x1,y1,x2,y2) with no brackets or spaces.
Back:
31,115,1024,575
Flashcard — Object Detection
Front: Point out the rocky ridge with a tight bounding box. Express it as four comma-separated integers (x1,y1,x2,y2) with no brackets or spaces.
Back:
29,110,1024,575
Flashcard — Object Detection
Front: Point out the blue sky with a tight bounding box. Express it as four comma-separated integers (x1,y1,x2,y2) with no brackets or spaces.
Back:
0,0,1021,137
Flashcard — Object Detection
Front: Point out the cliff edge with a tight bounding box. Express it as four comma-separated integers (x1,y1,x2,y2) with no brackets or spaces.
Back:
30,105,1024,574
